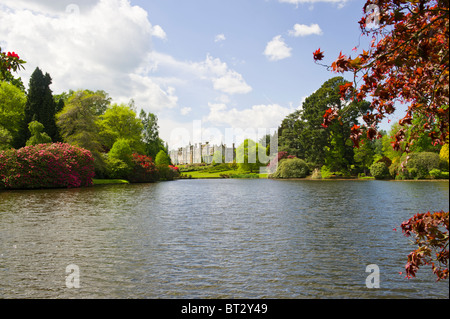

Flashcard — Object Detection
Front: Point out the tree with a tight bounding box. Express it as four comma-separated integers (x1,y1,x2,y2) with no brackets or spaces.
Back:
56,93,105,174
314,0,449,151
212,150,224,164
270,158,310,179
353,136,376,175
236,139,265,173
0,81,26,148
155,150,171,166
278,77,369,171
17,67,59,146
26,121,52,146
401,211,449,281
440,144,449,168
105,138,134,179
369,161,390,180
97,103,144,153
57,90,111,116
139,109,166,158
0,127,13,151
278,110,305,158
314,0,449,280
108,138,133,166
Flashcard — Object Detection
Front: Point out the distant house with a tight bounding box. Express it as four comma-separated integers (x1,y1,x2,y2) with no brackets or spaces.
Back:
169,142,236,165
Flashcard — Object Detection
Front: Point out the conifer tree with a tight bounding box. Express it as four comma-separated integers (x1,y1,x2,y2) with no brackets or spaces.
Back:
17,67,59,146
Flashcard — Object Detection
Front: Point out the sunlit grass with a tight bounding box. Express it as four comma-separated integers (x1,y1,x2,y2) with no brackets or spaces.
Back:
93,179,130,185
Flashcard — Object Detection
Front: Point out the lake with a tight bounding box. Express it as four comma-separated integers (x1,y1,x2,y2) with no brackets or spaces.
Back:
0,179,448,299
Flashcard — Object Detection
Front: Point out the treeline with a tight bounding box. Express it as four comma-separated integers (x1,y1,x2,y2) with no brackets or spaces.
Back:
0,66,174,181
276,77,449,179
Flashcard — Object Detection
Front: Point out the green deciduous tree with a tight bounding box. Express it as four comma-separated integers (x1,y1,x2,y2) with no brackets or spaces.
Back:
108,138,133,166
278,77,369,171
139,109,166,158
236,139,265,173
0,127,13,151
26,121,52,146
0,81,26,149
155,150,171,166
56,92,105,175
353,136,376,175
278,110,305,158
97,103,144,153
56,89,111,116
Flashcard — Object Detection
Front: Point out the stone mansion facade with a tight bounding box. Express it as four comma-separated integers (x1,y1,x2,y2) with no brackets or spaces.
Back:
169,142,236,165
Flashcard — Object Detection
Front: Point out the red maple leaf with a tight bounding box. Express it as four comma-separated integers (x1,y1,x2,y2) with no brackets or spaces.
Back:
313,48,324,61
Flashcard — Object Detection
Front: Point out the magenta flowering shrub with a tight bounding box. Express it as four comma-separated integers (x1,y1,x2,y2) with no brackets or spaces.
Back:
127,153,159,183
0,143,95,189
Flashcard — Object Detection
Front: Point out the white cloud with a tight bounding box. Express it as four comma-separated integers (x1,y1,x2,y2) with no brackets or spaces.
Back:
203,103,295,130
152,25,167,40
0,0,176,112
279,0,348,6
264,35,292,61
148,52,252,95
181,107,192,115
214,34,226,42
212,71,252,95
288,23,323,37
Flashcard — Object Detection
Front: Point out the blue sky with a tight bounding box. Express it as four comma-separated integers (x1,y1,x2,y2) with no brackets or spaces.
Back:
1,0,392,148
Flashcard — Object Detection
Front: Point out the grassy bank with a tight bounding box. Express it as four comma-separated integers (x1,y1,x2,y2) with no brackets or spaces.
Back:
92,179,130,185
181,170,268,179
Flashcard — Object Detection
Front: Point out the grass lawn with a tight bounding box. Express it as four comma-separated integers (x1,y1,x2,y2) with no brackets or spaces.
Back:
93,179,130,185
181,170,268,179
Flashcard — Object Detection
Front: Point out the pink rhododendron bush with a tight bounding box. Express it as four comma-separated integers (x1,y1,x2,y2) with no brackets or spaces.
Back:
0,143,95,189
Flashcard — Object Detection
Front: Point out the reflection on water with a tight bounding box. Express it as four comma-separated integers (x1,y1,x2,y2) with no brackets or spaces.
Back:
0,179,448,298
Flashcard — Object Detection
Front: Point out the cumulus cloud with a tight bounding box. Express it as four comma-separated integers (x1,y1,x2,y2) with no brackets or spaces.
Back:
264,35,292,61
214,34,226,42
288,23,323,36
279,0,348,6
180,107,192,115
148,52,252,95
203,103,295,130
152,25,167,40
0,0,174,112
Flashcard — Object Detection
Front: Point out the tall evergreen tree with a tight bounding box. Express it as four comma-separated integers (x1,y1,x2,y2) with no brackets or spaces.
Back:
16,67,59,146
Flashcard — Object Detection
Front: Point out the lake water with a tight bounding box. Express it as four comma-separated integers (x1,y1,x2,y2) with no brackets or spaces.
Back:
0,179,448,299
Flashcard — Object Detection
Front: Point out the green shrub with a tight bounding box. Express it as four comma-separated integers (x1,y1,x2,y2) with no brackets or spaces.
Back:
155,150,171,166
370,162,390,180
128,153,158,183
105,156,132,179
429,169,449,179
157,164,178,181
26,121,52,146
405,152,440,179
0,126,13,151
108,138,133,166
271,158,310,179
320,165,333,179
